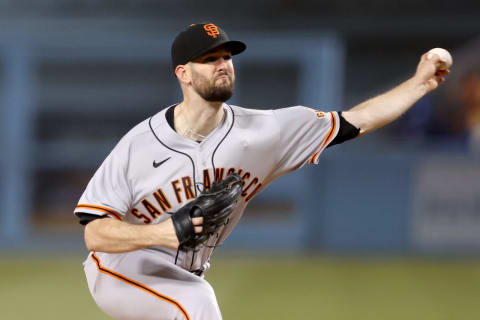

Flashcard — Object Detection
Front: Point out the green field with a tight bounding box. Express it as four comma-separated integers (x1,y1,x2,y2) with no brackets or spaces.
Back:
1,254,479,319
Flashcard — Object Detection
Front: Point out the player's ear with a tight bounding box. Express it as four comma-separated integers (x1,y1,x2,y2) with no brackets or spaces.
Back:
175,64,191,84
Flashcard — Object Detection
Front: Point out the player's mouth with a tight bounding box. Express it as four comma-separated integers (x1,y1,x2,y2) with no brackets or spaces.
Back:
216,75,230,80
215,76,231,85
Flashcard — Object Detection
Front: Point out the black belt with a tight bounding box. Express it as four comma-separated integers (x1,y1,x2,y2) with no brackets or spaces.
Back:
190,269,205,276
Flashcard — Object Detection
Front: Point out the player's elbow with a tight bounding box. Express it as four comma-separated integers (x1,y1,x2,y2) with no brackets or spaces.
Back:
342,110,377,136
84,219,104,251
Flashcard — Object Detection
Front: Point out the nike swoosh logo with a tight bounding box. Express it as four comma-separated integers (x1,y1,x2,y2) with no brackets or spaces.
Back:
153,157,171,168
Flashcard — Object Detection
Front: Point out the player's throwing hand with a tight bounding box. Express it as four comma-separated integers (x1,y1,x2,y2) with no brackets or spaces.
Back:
415,50,452,93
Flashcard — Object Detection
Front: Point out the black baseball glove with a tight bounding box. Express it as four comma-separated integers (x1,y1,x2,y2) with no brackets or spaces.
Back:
172,173,243,250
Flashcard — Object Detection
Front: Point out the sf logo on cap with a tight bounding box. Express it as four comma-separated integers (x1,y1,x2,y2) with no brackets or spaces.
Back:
204,24,220,38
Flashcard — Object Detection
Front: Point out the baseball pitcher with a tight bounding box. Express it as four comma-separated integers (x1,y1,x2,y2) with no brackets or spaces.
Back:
74,23,450,320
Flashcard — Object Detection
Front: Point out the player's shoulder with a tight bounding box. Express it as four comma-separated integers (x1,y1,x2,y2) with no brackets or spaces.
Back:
228,105,275,118
117,118,153,145
113,106,170,150
272,105,335,120
230,104,318,115
230,104,332,121
272,105,325,114
229,104,333,125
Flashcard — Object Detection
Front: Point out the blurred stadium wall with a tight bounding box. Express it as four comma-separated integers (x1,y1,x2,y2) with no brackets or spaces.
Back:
1,0,480,255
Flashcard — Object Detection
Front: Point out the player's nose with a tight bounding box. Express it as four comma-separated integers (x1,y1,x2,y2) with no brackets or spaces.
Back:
216,58,226,68
216,59,232,74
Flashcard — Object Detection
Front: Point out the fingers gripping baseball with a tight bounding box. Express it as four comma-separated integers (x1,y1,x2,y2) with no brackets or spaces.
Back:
415,49,452,92
171,173,243,250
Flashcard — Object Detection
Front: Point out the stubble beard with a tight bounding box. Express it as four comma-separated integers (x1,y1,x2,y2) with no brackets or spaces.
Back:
192,71,235,102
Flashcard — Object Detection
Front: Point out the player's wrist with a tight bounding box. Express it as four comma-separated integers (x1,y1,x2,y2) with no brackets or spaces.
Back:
407,75,430,97
155,219,180,249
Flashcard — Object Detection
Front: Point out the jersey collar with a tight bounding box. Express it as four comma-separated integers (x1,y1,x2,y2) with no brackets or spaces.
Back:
149,103,233,151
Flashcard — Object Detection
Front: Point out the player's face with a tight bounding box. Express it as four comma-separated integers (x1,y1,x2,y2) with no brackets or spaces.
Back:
189,47,235,102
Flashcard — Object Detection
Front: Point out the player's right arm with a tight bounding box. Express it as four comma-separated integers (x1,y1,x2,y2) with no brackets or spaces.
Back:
84,218,178,252
83,217,203,253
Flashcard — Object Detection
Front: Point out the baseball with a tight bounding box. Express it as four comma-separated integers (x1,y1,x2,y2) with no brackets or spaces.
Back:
428,48,453,70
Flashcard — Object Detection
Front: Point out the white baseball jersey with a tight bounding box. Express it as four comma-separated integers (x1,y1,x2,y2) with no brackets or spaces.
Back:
76,104,340,319
75,104,339,272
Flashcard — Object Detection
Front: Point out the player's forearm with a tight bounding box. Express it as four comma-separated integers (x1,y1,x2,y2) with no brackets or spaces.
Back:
342,76,428,136
342,51,450,136
84,218,179,253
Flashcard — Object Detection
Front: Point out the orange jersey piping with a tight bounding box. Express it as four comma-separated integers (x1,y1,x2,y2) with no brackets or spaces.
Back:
75,204,122,220
91,253,190,320
309,112,337,164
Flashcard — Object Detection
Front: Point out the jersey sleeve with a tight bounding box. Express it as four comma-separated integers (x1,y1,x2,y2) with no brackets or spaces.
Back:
73,142,132,221
272,106,340,175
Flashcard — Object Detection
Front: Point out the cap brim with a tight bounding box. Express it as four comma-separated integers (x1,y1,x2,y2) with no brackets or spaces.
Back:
223,40,247,55
191,40,246,62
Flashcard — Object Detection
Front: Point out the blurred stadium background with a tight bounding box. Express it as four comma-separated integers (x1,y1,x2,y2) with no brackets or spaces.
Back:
1,1,480,319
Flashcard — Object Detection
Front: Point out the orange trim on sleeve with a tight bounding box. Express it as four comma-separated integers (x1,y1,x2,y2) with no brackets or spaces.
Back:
308,151,320,164
91,253,190,320
75,204,122,220
321,112,337,148
309,112,337,164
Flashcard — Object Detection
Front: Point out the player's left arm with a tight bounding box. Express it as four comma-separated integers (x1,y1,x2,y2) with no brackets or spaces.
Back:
341,51,450,136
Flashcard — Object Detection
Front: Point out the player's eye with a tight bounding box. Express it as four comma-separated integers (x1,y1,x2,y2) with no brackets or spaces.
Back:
223,55,232,60
204,57,217,63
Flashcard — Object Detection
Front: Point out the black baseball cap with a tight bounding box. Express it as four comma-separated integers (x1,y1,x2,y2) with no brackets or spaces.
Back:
171,23,246,70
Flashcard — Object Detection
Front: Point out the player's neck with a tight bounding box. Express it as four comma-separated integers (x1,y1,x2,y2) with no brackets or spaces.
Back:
175,99,224,141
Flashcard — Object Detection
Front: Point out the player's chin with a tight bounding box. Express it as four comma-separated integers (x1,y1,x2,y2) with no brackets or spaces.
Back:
205,87,234,102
